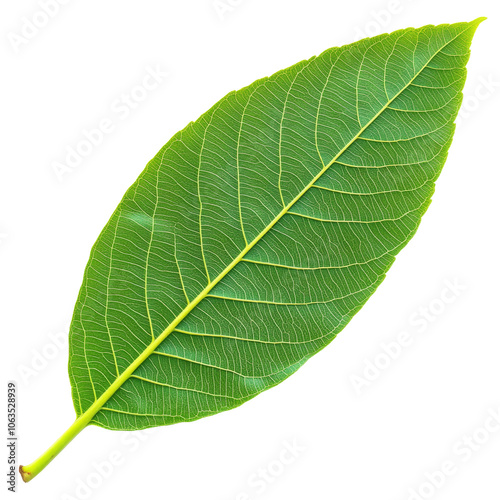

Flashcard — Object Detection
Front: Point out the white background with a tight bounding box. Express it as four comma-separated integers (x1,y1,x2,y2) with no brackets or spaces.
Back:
1,1,499,499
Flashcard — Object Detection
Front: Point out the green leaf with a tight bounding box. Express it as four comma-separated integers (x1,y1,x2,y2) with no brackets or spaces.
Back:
20,18,483,482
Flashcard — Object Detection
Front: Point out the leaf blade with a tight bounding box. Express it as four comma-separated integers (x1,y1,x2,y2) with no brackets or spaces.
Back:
67,19,483,431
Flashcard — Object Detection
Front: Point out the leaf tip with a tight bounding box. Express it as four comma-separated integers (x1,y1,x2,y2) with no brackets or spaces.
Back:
470,17,487,28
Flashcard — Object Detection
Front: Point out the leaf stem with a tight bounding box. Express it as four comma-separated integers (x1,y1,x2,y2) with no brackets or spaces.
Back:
19,362,140,483
19,412,92,482
19,324,172,483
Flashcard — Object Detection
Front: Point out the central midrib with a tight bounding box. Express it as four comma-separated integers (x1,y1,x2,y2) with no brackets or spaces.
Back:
79,27,467,424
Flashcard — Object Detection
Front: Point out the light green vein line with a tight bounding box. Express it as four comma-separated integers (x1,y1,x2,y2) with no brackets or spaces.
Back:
387,94,457,112
104,212,121,377
198,105,221,285
310,182,429,196
236,85,265,246
240,255,387,270
410,81,461,89
383,31,406,101
355,39,373,127
287,207,420,224
207,281,377,306
80,256,98,401
278,58,315,207
129,375,241,400
152,351,290,379
99,407,175,417
334,147,444,168
144,159,161,341
358,123,449,143
314,50,342,167
440,50,470,57
68,343,82,415
427,65,463,71
174,327,327,345
173,231,190,305
99,407,213,418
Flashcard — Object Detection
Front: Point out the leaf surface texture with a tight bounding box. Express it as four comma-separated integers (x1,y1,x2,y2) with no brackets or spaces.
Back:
68,20,482,430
